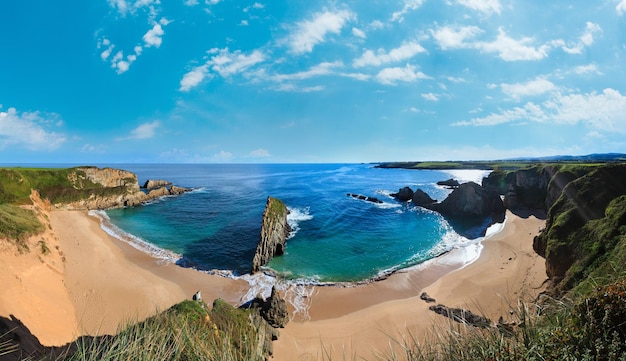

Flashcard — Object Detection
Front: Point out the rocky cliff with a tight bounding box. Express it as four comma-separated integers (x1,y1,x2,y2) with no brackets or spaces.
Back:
422,181,505,237
484,163,626,294
251,197,291,274
61,167,190,210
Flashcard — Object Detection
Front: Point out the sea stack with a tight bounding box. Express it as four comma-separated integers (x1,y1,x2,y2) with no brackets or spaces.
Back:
251,196,292,273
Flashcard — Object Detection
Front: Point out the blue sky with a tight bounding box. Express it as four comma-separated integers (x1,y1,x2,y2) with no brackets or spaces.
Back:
1,0,626,163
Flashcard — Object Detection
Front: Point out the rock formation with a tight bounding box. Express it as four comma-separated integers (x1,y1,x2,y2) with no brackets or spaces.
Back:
437,178,460,188
391,186,414,202
412,189,436,206
246,287,289,328
143,179,172,190
429,304,491,328
347,193,383,204
424,181,505,221
62,167,190,210
251,197,292,274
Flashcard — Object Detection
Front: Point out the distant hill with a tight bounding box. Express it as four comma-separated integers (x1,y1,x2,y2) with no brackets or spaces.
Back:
504,153,626,162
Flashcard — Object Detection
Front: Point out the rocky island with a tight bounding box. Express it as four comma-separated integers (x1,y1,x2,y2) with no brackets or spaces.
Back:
251,196,292,274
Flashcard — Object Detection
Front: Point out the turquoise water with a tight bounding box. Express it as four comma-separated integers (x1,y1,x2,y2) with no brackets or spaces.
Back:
101,164,489,282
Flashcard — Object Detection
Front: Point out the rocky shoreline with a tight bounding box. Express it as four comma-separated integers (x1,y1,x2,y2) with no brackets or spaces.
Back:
60,167,191,210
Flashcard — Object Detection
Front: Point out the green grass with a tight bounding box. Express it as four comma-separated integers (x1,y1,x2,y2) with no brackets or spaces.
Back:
0,204,45,252
63,300,269,361
0,167,129,206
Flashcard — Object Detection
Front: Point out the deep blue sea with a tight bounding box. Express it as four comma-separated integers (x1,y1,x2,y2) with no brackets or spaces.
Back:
94,164,489,283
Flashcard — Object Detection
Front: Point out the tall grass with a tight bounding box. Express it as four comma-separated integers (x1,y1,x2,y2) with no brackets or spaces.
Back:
63,300,268,361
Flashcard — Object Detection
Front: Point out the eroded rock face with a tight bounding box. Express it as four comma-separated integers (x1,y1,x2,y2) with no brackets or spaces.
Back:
62,167,190,210
251,197,292,274
424,182,505,219
412,189,436,206
143,180,172,190
247,287,289,328
392,186,414,202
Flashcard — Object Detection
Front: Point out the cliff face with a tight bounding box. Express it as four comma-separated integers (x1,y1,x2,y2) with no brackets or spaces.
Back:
251,197,291,274
62,168,189,210
486,164,626,294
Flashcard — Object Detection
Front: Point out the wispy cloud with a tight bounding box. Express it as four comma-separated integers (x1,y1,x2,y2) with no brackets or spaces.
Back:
180,65,210,92
286,9,355,54
0,107,66,150
617,0,626,15
248,148,271,158
500,77,556,100
375,64,430,85
118,121,161,140
421,93,440,101
391,0,426,22
179,48,265,91
454,0,501,15
454,88,626,133
353,41,426,67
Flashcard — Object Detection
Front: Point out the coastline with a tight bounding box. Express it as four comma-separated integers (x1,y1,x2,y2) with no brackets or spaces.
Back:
0,207,546,359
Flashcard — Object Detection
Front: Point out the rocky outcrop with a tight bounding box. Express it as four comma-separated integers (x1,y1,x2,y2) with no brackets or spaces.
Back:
412,189,436,206
391,186,414,202
251,197,292,274
347,193,383,204
246,287,289,328
143,179,172,190
424,182,505,221
429,304,491,328
73,167,140,191
437,178,460,188
61,167,190,210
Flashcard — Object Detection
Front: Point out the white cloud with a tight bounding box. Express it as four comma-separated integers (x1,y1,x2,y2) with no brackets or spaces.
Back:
179,64,210,91
213,150,233,162
353,41,426,67
286,9,355,54
244,2,264,12
179,48,265,91
143,23,165,47
617,0,626,15
352,27,366,39
184,0,199,5
272,61,342,81
273,83,326,92
574,64,601,75
431,25,483,50
421,93,439,101
107,0,158,16
123,121,161,140
558,22,602,54
116,60,130,74
0,107,66,150
240,20,249,26
249,148,271,157
454,88,626,133
455,0,501,15
101,44,115,61
476,28,550,61
375,64,430,85
392,0,426,22
500,77,556,100
208,48,266,77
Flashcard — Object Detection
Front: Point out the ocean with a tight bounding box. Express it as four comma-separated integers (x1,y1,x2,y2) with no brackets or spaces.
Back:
93,163,492,284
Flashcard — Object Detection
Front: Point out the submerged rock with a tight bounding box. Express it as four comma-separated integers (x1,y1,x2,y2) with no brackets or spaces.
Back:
251,197,292,274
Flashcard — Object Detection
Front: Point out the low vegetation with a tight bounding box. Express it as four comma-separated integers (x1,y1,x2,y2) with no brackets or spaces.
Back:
0,204,45,252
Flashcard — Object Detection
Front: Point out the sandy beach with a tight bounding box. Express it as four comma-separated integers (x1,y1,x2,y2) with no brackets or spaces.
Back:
0,206,546,360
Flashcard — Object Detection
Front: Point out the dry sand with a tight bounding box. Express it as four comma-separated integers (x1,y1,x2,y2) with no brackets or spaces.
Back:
273,211,547,360
0,206,546,360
